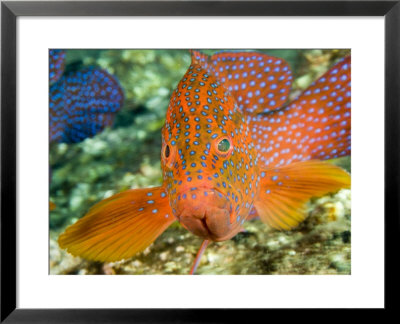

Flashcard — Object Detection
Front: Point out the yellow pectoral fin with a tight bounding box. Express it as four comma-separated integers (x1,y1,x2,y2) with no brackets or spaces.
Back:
254,160,351,230
58,186,176,262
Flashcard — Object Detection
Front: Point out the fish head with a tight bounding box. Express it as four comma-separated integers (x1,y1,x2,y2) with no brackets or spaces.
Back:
161,63,260,241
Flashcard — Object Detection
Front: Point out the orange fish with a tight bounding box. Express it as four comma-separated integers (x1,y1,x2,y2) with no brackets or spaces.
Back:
58,50,351,274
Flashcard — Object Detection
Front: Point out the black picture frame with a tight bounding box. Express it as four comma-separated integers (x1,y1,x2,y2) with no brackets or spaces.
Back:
1,0,398,322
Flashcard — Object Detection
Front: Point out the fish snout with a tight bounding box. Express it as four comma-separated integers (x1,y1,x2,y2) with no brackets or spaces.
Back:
175,188,234,241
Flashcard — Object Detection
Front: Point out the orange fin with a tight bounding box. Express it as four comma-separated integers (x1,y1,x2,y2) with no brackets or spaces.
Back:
246,207,260,221
254,160,350,230
189,239,210,275
58,186,176,262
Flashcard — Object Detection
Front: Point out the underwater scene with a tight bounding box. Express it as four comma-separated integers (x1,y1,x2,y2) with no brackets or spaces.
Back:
49,49,351,275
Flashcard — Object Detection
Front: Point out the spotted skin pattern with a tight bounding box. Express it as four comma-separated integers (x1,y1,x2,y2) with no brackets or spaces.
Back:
49,67,124,143
192,51,351,168
249,56,351,167
59,187,174,262
49,49,66,85
58,51,351,271
191,51,293,114
162,63,259,241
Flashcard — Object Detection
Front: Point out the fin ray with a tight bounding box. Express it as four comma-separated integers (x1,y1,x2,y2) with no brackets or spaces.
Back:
58,186,176,262
255,160,350,230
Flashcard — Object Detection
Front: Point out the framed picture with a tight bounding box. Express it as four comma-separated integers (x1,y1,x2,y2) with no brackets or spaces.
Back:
1,0,398,321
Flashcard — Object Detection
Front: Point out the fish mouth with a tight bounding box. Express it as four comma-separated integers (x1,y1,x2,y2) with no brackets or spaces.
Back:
175,187,235,241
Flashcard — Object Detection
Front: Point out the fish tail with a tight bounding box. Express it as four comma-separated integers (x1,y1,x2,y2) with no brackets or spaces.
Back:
58,186,176,262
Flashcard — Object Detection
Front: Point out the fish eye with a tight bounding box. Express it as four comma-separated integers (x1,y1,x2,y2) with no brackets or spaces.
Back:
214,136,233,156
165,145,170,158
218,139,230,152
162,142,176,168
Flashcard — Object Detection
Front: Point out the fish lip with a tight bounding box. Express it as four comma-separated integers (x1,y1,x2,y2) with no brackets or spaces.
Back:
175,186,234,240
178,206,232,240
200,207,240,242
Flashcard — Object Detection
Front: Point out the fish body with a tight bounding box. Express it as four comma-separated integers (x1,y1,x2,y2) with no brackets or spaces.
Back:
58,50,351,272
49,49,66,85
49,50,124,144
248,56,351,167
162,63,259,241
191,50,351,167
